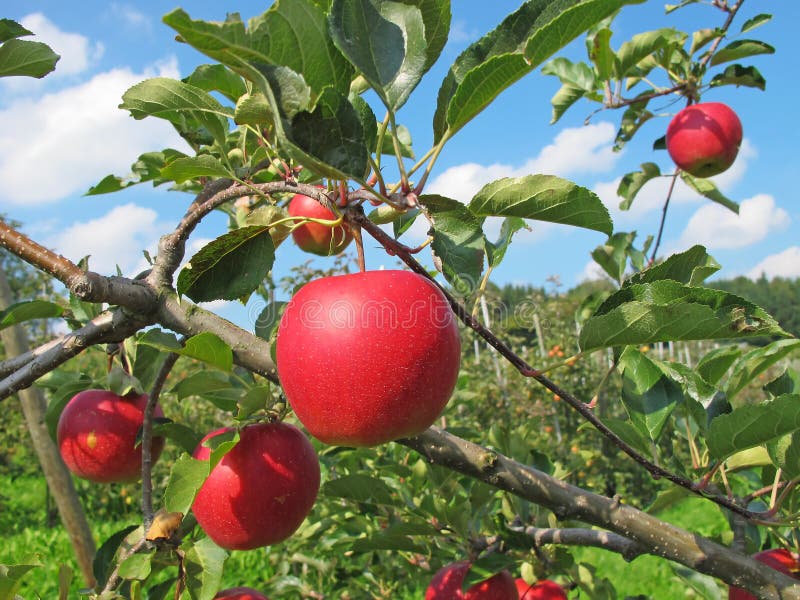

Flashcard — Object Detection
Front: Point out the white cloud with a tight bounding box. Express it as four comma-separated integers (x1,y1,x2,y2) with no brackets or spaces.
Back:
672,194,789,252
109,3,152,30
0,58,186,205
578,259,611,283
19,13,104,78
746,247,800,280
44,203,164,276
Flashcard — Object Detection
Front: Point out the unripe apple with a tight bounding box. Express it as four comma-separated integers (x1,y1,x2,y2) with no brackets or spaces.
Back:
288,192,352,256
666,102,743,178
426,562,518,599
214,587,269,600
192,422,320,550
276,270,461,447
57,390,164,483
728,548,799,599
515,578,568,599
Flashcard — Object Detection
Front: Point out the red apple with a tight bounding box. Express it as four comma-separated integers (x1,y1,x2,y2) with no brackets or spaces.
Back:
56,390,164,483
276,270,461,447
666,101,743,178
214,587,269,600
192,422,320,550
729,548,799,599
515,578,567,599
288,192,352,256
426,562,518,599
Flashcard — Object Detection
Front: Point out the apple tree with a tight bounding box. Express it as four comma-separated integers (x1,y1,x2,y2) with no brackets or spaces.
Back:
1,1,798,598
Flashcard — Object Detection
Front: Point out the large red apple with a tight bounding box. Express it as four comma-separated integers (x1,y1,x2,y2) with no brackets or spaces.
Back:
666,101,742,178
192,422,320,550
729,548,799,599
57,390,164,483
426,562,518,599
288,192,352,256
515,578,567,599
214,587,269,600
276,270,461,447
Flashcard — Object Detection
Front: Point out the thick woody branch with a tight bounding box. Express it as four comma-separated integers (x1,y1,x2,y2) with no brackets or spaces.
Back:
0,309,150,402
399,427,800,599
507,525,647,562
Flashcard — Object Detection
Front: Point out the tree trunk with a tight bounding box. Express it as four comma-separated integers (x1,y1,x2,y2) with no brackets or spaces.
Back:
0,270,97,588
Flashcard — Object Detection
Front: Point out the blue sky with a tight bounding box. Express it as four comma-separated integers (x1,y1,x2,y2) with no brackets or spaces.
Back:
1,1,798,328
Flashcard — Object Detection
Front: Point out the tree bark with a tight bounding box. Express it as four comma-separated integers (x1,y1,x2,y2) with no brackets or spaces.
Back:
0,270,97,588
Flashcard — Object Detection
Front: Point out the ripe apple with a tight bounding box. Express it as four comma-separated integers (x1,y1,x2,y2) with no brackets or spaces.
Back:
276,270,461,447
214,587,269,600
729,548,799,599
57,390,164,483
288,192,352,256
426,562,518,599
665,101,743,178
515,578,568,599
191,422,320,550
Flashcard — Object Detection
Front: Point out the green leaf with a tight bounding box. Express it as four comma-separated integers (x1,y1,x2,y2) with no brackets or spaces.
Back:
0,561,42,600
625,245,720,287
160,155,233,184
422,195,485,295
393,208,421,238
93,525,139,587
236,385,271,420
601,418,653,457
164,454,209,515
329,0,427,112
726,339,800,400
254,301,288,341
0,19,33,43
540,57,596,123
710,39,775,67
591,232,637,285
85,149,188,195
169,371,232,401
119,78,232,148
402,0,451,72
740,14,772,34
0,39,59,79
588,27,615,81
614,102,653,151
152,422,204,455
707,394,800,460
619,347,683,442
106,365,144,397
323,474,396,505
233,92,272,126
549,82,587,124
689,28,719,56
177,226,275,303
680,172,738,213
768,431,800,478
183,332,234,372
709,63,766,91
764,369,800,398
579,280,789,352
616,28,677,77
183,537,228,600
434,0,643,142
118,552,152,581
486,217,527,269
185,64,248,103
469,175,612,235
0,300,63,330
696,345,742,387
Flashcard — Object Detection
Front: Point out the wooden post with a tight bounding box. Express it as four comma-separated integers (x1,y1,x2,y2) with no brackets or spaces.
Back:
0,270,97,588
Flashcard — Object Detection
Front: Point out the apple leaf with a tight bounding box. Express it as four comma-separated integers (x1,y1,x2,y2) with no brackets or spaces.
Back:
469,175,612,236
164,454,209,515
579,281,789,351
177,226,274,303
767,431,800,478
625,245,720,287
254,301,288,341
85,149,188,195
93,525,138,588
707,394,800,461
0,18,33,42
764,369,800,398
434,0,643,142
0,38,59,79
680,172,738,214
740,14,772,34
184,64,248,103
725,339,800,400
485,217,527,269
159,155,233,184
329,0,429,112
617,163,661,210
591,232,638,285
0,300,64,330
619,347,684,442
169,371,234,402
151,422,204,455
119,77,233,148
137,330,233,371
616,28,677,77
182,537,228,600
696,345,742,387
422,194,485,295
118,552,152,581
710,64,766,91
322,474,397,506
710,39,775,67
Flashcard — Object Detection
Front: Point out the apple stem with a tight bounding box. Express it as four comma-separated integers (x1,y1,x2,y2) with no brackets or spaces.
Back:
352,223,367,273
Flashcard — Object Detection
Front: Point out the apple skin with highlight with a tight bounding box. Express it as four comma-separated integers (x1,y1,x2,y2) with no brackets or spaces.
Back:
515,578,568,599
276,270,461,447
728,548,799,600
666,102,742,178
56,390,164,484
191,422,320,551
214,588,269,600
288,192,352,256
425,562,518,599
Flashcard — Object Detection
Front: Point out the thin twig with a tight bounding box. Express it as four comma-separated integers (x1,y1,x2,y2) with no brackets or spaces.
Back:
649,170,680,264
